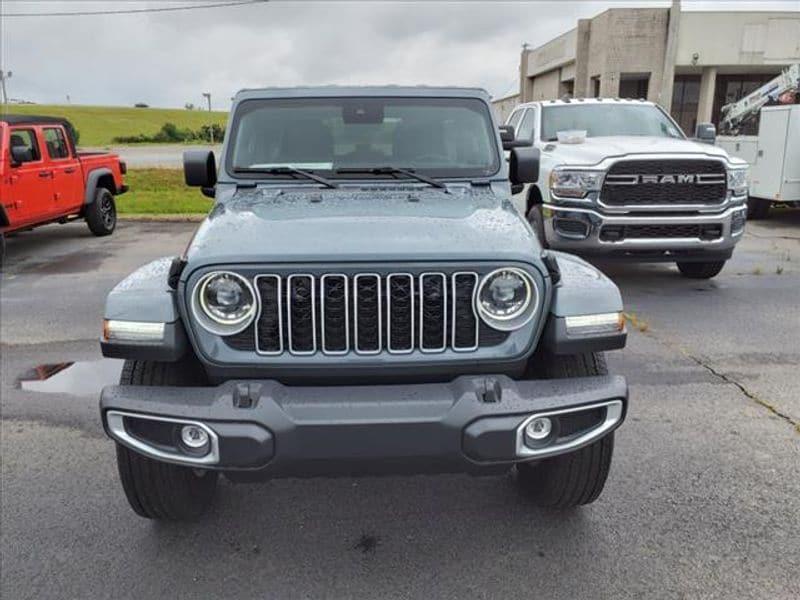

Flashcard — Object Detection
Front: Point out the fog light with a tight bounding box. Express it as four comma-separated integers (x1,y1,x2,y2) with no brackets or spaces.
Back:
180,425,210,451
525,417,552,441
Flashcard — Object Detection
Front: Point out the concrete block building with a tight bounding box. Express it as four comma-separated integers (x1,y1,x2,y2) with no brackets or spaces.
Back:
499,2,799,134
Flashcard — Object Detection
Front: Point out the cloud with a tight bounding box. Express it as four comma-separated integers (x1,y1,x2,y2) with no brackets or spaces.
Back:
1,1,797,108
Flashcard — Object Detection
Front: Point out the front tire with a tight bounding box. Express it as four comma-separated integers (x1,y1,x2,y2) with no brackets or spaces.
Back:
515,352,615,508
676,260,726,279
114,359,218,520
85,187,117,236
747,197,770,220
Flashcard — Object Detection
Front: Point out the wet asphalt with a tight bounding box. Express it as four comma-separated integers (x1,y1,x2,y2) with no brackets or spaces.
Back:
1,213,799,599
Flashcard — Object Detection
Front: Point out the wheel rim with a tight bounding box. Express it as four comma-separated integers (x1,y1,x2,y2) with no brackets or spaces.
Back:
101,195,116,229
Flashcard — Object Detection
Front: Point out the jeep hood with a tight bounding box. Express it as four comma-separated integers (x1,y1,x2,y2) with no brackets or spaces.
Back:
544,136,735,167
184,185,541,267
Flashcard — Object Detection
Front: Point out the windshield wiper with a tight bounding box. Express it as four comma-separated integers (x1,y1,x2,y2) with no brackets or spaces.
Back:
336,166,449,190
233,166,338,189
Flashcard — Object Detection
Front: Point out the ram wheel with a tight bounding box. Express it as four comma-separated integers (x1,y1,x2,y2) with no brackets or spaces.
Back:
676,260,726,279
746,197,770,220
114,359,218,521
515,352,615,509
85,187,117,236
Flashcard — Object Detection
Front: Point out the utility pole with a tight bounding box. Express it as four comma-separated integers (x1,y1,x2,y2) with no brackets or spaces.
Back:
202,92,213,143
0,70,12,106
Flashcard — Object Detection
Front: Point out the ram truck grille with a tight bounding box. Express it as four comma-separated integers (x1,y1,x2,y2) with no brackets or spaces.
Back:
601,159,727,207
224,271,508,356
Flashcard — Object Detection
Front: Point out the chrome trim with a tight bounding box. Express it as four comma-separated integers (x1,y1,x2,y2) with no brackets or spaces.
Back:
546,203,745,223
386,273,415,354
543,204,746,252
320,274,350,355
353,273,382,355
286,274,317,356
604,173,726,186
597,155,729,211
106,410,220,466
451,272,479,352
419,272,447,353
254,274,283,356
515,400,623,459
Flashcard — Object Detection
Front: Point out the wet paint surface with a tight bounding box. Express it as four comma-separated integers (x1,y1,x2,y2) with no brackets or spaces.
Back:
19,359,124,396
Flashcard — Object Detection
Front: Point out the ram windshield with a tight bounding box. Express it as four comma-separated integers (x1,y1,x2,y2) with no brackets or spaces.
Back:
541,103,685,141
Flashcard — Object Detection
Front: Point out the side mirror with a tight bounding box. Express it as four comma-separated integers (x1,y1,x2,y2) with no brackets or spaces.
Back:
509,146,540,185
499,125,515,150
499,125,533,150
183,150,217,188
10,146,32,165
695,122,716,145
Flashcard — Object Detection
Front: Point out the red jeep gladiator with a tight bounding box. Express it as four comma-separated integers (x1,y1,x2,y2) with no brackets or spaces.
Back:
0,114,127,261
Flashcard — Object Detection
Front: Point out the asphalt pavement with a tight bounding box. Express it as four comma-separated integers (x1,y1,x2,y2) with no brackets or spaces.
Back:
1,213,799,599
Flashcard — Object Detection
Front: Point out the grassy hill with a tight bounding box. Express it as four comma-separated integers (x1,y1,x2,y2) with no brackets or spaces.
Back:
3,104,228,146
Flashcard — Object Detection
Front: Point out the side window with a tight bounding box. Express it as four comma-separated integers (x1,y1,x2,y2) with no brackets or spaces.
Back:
43,127,71,159
517,109,537,142
506,108,525,130
9,128,41,163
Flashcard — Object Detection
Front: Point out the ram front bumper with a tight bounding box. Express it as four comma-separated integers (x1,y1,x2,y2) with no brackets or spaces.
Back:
100,374,628,478
543,203,747,262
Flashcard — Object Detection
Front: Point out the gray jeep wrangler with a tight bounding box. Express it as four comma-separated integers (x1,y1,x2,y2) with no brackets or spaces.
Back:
100,87,629,520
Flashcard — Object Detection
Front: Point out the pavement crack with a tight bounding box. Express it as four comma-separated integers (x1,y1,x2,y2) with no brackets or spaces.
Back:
684,353,800,434
625,319,800,435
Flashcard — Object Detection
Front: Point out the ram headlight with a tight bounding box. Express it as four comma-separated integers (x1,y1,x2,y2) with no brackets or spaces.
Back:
191,271,257,335
549,168,603,200
727,166,749,196
476,267,539,331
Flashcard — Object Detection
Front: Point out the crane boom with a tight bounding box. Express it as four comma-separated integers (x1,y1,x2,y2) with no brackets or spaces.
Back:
719,63,799,135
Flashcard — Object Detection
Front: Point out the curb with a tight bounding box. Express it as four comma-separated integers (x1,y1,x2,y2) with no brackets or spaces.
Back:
119,214,206,223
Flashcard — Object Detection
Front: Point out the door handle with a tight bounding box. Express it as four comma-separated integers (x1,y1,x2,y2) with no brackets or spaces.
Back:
38,171,53,178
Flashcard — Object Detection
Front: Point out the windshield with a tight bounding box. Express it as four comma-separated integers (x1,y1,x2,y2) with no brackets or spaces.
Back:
541,104,685,141
227,96,500,179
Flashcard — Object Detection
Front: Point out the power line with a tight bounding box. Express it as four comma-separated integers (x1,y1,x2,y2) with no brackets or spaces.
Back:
2,0,267,18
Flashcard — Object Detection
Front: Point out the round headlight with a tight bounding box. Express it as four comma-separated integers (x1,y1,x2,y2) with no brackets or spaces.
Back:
476,267,538,331
192,271,257,335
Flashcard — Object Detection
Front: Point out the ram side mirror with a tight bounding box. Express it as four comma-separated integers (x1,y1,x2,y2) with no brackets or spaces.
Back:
183,150,217,195
509,146,540,185
499,125,515,150
695,122,716,145
499,125,533,150
10,145,32,165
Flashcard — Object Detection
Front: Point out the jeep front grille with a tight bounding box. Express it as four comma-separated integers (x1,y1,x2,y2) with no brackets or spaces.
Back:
601,159,727,207
226,271,506,356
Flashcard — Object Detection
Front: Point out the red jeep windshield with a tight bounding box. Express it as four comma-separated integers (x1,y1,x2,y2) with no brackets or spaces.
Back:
227,97,500,179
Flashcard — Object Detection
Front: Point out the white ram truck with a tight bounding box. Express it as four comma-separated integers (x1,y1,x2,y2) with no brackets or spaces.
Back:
506,98,749,279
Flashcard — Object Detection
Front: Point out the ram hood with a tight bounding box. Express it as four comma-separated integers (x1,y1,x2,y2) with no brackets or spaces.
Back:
544,136,736,167
184,185,541,267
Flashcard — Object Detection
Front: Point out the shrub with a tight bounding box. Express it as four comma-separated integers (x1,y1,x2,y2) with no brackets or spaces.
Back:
112,121,224,144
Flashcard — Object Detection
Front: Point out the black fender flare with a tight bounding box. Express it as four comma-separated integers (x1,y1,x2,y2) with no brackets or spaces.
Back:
526,184,543,215
84,168,115,206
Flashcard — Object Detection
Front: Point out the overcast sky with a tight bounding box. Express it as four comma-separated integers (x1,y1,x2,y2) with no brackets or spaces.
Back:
1,1,797,109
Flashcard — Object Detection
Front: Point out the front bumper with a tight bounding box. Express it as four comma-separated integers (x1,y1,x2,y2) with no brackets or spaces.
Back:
543,203,747,261
100,374,628,478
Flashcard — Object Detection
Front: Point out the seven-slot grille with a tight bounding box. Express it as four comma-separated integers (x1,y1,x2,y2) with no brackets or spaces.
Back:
601,159,727,207
227,271,504,356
